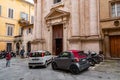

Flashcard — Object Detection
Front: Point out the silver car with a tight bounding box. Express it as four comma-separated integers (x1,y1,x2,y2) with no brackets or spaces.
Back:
28,50,53,68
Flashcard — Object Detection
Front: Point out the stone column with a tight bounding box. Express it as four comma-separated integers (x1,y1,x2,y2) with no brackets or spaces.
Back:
90,0,99,35
63,22,68,51
71,0,80,36
36,0,42,39
33,2,37,39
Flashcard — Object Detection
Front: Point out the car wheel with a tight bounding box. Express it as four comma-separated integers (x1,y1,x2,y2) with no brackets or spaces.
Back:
70,65,80,74
52,62,57,70
29,66,32,69
89,61,95,66
44,62,48,68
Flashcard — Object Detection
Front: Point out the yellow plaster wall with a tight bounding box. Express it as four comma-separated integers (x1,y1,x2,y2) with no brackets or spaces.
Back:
0,0,34,51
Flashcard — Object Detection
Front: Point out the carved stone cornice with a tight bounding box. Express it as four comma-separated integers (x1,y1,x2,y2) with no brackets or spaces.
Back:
102,27,120,31
68,35,102,42
31,38,45,44
45,9,70,21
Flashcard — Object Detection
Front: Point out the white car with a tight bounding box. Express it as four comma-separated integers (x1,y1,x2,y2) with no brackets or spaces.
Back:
28,50,53,68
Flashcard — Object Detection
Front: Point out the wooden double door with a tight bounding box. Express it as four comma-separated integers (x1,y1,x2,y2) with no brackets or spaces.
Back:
52,24,63,55
110,35,120,58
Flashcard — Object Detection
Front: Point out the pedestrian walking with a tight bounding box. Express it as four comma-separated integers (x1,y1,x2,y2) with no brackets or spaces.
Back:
20,48,25,58
6,52,11,67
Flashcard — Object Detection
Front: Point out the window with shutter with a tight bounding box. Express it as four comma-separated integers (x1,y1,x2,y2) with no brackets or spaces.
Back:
8,8,14,18
31,16,34,24
20,12,28,21
0,5,1,16
111,2,120,17
7,24,14,36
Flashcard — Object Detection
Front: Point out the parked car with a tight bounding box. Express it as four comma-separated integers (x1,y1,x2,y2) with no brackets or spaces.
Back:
28,50,53,68
51,50,90,74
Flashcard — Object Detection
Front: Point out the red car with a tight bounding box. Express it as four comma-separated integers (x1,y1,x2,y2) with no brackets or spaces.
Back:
52,50,90,74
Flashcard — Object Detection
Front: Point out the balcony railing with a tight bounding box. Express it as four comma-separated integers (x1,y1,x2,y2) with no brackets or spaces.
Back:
18,18,30,27
14,35,23,43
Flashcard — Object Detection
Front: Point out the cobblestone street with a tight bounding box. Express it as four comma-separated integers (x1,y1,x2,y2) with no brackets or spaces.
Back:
0,58,120,80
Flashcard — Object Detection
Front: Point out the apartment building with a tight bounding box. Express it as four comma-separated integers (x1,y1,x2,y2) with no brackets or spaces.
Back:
0,0,34,54
100,0,120,58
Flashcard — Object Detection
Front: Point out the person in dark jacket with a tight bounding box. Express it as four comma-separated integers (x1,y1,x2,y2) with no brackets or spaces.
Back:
20,48,25,58
6,52,11,67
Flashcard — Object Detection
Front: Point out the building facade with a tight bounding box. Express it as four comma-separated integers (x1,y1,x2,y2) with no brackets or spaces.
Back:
32,0,101,55
100,0,120,58
0,0,34,54
22,24,33,56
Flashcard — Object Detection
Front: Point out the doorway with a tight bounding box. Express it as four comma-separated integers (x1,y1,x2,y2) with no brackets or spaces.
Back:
52,24,63,55
27,41,31,53
110,35,120,58
7,43,12,52
16,43,20,55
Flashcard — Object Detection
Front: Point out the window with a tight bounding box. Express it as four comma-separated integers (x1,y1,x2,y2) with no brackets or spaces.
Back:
28,28,32,33
0,5,1,16
31,16,34,24
30,52,44,57
54,0,61,4
8,8,14,18
26,28,32,34
7,24,13,36
59,52,71,58
111,2,120,17
20,12,28,21
46,51,51,56
19,27,23,35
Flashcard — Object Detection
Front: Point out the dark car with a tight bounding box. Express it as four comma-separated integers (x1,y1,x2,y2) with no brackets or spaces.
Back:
51,50,90,74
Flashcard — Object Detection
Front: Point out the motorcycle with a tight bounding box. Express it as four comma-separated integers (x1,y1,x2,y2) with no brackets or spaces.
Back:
86,51,104,66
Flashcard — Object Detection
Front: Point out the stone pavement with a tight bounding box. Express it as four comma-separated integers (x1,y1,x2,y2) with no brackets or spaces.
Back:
0,58,120,80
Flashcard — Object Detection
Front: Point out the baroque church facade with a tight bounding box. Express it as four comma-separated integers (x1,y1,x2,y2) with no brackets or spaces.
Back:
32,0,101,55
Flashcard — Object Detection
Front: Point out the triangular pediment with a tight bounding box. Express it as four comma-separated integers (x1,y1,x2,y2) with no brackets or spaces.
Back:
45,9,70,20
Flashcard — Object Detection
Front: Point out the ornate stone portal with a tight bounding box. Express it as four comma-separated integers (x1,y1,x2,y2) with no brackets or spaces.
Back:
45,9,70,31
45,9,70,55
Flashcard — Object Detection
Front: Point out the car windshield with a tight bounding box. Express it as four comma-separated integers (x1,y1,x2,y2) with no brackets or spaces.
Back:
30,52,44,57
59,52,70,57
78,51,87,56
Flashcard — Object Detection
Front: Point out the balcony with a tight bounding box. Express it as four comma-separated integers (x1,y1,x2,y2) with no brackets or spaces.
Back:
14,35,23,43
18,18,30,27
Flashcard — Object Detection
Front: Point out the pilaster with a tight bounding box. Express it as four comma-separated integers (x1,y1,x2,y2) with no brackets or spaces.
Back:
90,0,99,35
36,0,42,39
79,0,85,36
71,0,80,36
104,34,111,58
33,2,37,39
